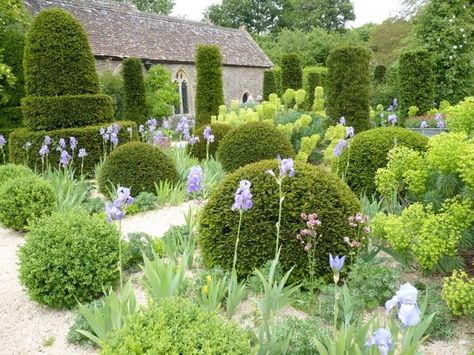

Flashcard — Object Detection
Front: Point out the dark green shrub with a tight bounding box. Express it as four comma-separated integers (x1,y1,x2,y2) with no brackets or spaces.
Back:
195,45,224,128
102,298,254,354
399,49,434,118
303,66,327,110
122,58,147,125
338,127,428,195
22,94,114,131
187,123,232,160
347,259,400,309
274,66,283,96
326,46,371,133
23,8,100,97
199,160,359,280
98,141,179,196
373,65,386,83
0,175,55,230
8,121,138,176
123,232,155,270
281,53,303,91
263,69,277,100
217,122,295,172
0,27,25,107
0,107,23,128
18,211,119,308
0,163,34,188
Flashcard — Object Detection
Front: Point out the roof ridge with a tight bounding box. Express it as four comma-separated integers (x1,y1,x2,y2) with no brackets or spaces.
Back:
39,0,245,33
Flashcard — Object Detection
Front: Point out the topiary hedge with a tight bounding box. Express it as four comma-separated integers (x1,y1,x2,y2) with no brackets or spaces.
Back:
263,69,277,100
18,211,119,308
0,175,56,231
338,127,429,196
0,164,34,188
281,53,303,91
98,141,179,196
217,122,295,172
199,160,359,280
102,298,254,354
122,58,147,125
8,121,138,175
195,45,224,128
303,66,327,110
399,49,434,118
22,94,114,131
0,107,23,129
326,46,371,133
23,8,100,97
187,123,232,160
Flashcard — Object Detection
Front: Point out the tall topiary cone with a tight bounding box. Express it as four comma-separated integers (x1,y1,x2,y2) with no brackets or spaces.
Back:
122,58,147,125
22,7,113,130
195,45,224,128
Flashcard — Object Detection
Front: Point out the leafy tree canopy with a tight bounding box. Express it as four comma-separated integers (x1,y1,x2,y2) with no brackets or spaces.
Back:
144,64,179,118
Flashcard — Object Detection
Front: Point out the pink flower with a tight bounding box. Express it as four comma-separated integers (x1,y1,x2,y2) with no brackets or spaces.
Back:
364,226,371,234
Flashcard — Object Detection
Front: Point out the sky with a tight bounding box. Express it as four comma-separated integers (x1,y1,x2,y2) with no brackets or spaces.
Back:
171,0,403,27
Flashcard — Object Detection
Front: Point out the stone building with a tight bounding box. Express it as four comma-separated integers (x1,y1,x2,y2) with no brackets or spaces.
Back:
25,0,273,116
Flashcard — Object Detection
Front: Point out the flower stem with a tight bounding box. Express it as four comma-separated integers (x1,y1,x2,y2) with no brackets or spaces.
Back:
232,210,243,272
333,283,339,336
118,220,123,292
275,181,283,259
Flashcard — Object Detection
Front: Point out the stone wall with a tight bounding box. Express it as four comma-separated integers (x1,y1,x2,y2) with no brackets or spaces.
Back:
95,58,266,117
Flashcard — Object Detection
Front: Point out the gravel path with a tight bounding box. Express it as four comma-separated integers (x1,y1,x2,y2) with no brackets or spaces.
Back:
0,202,192,355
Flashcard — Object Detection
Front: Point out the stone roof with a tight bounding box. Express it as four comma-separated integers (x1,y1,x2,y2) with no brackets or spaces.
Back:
25,0,273,68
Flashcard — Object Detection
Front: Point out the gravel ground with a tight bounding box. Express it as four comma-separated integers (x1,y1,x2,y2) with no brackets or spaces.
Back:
0,202,191,355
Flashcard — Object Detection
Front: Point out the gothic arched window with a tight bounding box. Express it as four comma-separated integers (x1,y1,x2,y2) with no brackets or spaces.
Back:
173,69,192,115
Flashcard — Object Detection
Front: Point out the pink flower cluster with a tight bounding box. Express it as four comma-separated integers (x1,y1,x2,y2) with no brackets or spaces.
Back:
296,213,322,252
348,213,370,234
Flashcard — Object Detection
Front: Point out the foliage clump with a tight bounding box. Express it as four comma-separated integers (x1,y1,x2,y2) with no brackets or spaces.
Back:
199,159,359,280
326,46,371,133
101,298,254,354
18,211,119,308
195,45,224,127
338,127,428,195
144,64,179,119
303,66,327,110
442,270,474,316
122,58,147,125
217,122,295,172
281,53,303,91
99,141,179,196
0,175,55,231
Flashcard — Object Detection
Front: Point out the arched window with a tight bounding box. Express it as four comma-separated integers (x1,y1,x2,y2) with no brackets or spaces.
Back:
173,69,192,115
242,92,249,104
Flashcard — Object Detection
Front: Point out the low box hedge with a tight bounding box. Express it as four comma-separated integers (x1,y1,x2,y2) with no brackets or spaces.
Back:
22,94,114,131
0,107,23,129
8,121,138,175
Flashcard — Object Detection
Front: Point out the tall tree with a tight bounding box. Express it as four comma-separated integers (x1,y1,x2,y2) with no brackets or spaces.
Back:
414,0,474,104
281,0,355,32
203,0,283,34
114,0,175,15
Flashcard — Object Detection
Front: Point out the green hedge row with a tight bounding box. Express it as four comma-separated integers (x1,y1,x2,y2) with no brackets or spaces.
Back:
22,94,114,131
8,121,138,175
263,69,277,100
0,107,23,129
281,54,303,91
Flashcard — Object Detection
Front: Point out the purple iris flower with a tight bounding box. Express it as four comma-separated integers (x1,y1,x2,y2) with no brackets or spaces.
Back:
231,179,253,211
153,130,164,145
176,116,191,140
162,119,171,129
333,139,347,157
387,105,394,112
146,118,158,132
366,328,393,355
266,156,296,179
59,138,66,149
59,150,71,168
420,121,428,129
0,135,6,148
437,119,445,129
385,283,421,327
187,166,203,193
346,126,355,138
139,125,145,133
70,137,77,151
110,132,119,147
387,114,398,125
392,98,398,108
39,144,49,157
339,116,346,125
116,187,134,206
329,254,345,273
43,136,51,146
434,112,443,121
203,126,215,143
105,202,124,222
189,136,200,145
78,148,87,158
